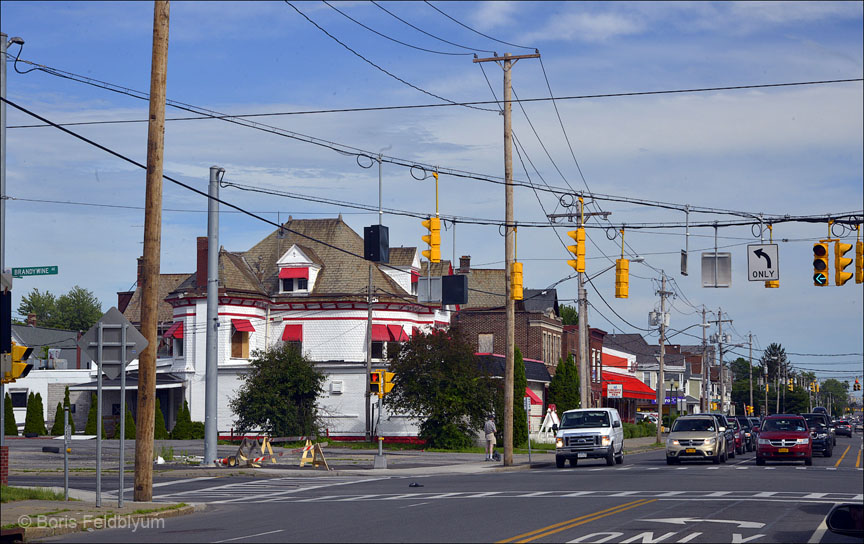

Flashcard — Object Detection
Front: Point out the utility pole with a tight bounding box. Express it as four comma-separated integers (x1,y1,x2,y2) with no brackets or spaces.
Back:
134,0,169,503
203,166,223,466
474,51,539,466
709,309,732,414
655,273,672,444
701,307,708,413
748,332,753,412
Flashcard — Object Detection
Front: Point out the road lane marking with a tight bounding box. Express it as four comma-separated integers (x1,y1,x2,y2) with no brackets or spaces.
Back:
399,502,429,509
496,499,655,544
807,517,828,544
214,529,284,543
856,447,861,468
835,445,851,467
801,493,827,499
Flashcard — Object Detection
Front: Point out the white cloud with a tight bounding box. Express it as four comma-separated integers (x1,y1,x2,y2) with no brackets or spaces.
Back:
469,1,522,31
520,11,644,43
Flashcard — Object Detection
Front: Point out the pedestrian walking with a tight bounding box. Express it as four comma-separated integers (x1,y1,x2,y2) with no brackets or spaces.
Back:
484,415,497,461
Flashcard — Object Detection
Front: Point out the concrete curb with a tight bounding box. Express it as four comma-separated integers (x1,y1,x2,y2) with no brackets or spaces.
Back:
17,503,206,541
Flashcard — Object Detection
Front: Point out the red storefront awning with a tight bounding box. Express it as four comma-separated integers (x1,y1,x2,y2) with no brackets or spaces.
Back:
279,267,309,279
387,325,408,342
601,371,655,400
163,321,183,339
282,324,302,342
371,324,390,342
524,387,543,405
231,319,255,332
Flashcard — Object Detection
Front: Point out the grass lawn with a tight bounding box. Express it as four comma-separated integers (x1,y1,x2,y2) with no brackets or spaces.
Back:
0,485,70,503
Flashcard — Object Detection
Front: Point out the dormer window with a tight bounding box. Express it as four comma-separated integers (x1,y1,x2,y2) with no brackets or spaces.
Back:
279,267,309,294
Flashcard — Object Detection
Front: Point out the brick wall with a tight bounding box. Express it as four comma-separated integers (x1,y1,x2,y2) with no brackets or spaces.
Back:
1,445,8,486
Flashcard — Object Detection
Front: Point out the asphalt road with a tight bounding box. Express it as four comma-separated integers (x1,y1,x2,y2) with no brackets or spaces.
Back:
19,434,864,543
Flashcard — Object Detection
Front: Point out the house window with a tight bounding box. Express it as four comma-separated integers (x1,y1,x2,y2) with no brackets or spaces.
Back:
371,341,385,359
173,337,184,357
478,334,494,353
231,327,249,359
281,278,308,293
10,391,28,408
284,340,302,352
156,336,172,358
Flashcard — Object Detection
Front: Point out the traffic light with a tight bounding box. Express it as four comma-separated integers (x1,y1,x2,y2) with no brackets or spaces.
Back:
764,279,779,289
566,228,585,273
834,241,854,286
615,258,629,298
854,379,860,391
815,382,820,393
813,243,829,286
856,241,863,284
2,341,33,384
370,370,383,396
510,262,523,301
421,217,441,263
787,378,793,392
809,382,815,393
382,371,395,394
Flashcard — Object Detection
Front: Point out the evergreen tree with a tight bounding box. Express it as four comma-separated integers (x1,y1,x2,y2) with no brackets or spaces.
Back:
23,392,47,435
154,398,170,440
50,402,65,435
512,347,529,448
84,393,106,436
33,392,47,435
548,353,581,415
124,407,137,439
171,400,193,440
63,387,75,434
4,392,18,436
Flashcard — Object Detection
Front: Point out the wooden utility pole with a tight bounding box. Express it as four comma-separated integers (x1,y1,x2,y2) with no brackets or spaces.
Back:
656,274,671,444
473,52,539,466
134,0,169,503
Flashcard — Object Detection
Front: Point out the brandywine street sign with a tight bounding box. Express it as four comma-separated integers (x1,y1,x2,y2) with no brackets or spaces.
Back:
12,266,58,278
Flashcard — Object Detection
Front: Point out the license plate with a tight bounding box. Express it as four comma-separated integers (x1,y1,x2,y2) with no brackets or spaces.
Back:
685,448,696,453
778,448,789,453
577,453,588,458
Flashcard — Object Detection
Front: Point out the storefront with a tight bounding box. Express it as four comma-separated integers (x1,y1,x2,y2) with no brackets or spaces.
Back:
600,371,656,423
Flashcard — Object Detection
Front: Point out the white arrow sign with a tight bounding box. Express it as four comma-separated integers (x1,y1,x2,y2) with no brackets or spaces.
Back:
637,518,765,529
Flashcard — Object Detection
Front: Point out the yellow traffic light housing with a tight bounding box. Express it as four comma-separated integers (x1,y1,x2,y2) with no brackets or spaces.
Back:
834,241,854,286
787,378,793,392
370,370,383,396
566,228,585,273
3,341,34,384
510,262,523,301
421,217,441,263
855,240,863,284
615,258,629,298
813,243,829,286
382,371,395,394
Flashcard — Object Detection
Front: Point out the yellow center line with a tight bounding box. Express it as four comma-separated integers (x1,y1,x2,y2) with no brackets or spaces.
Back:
496,498,655,544
834,444,851,467
855,447,861,469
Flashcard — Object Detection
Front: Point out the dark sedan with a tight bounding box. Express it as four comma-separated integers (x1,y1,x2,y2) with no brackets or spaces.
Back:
834,420,853,437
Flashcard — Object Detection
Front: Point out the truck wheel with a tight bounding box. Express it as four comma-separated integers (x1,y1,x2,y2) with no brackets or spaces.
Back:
712,454,720,464
556,456,566,468
824,447,832,458
805,457,813,466
667,457,676,465
756,457,765,466
569,458,578,467
605,447,615,466
615,451,624,465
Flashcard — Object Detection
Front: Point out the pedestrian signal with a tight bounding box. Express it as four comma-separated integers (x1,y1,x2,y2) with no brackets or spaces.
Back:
834,241,854,286
813,243,829,286
370,370,383,395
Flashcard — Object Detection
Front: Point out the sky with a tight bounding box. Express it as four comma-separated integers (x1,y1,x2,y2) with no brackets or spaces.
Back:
2,1,862,398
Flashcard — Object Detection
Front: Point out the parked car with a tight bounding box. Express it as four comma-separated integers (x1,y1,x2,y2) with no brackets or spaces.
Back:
802,413,833,457
729,418,746,455
666,415,728,465
756,414,812,466
733,415,755,451
833,420,853,437
708,413,736,459
554,408,625,468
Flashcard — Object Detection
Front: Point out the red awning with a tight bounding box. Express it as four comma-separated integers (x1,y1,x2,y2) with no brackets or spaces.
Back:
602,352,629,369
601,371,656,400
524,387,543,405
371,324,390,342
232,319,255,332
163,321,183,339
412,326,419,337
410,271,419,283
387,325,408,342
282,324,302,342
279,267,309,279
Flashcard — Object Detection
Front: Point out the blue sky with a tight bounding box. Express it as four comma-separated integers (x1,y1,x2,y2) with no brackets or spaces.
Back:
2,1,862,395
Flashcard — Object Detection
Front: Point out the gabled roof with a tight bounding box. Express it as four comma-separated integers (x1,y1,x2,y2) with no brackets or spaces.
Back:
460,269,506,309
604,333,687,370
11,324,79,364
476,353,552,383
523,289,559,316
123,273,190,325
388,247,418,267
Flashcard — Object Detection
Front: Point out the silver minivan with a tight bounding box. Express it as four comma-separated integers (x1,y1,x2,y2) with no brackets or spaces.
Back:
554,408,625,468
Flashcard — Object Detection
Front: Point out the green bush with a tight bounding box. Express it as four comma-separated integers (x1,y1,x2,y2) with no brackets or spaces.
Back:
124,407,137,439
154,398,170,440
4,393,17,436
418,419,473,450
189,421,205,440
84,393,106,437
23,392,47,435
63,387,75,434
50,402,65,436
170,401,192,439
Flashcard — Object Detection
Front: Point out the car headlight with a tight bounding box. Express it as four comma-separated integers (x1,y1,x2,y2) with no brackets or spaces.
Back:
816,433,827,439
667,439,679,446
601,435,611,447
556,438,563,448
704,437,716,445
758,438,770,445
797,438,809,445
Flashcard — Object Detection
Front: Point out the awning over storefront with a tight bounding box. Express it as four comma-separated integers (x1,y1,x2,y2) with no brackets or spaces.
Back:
70,374,185,391
371,324,390,342
524,387,543,405
279,267,309,279
387,325,408,342
163,321,183,339
601,371,656,400
282,324,302,342
231,319,255,332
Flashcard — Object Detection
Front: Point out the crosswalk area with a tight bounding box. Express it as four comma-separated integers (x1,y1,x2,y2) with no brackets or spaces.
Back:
152,476,387,504
271,489,864,504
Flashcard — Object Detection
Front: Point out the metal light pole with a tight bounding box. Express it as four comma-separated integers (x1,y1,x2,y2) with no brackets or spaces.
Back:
204,166,223,466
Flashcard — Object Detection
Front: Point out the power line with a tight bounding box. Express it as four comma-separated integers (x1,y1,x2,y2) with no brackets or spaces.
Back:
423,1,536,51
371,1,495,54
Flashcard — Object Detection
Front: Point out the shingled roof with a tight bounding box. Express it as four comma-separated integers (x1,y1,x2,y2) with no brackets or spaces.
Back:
123,273,191,325
459,269,506,309
388,247,417,267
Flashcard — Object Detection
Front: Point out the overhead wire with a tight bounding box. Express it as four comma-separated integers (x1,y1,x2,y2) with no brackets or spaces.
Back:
370,1,495,54
422,1,535,51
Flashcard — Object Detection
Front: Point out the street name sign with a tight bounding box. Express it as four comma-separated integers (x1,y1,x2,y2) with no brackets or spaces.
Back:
747,244,779,282
12,266,58,278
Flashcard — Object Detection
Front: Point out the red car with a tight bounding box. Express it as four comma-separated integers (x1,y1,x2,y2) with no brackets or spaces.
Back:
756,414,812,466
730,418,746,455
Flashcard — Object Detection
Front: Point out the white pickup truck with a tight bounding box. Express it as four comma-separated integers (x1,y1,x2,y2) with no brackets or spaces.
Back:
554,407,625,468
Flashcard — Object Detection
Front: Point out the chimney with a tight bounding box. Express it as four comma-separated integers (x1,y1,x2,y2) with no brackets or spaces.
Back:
117,291,133,313
26,313,37,326
458,255,471,274
136,257,144,288
197,236,208,290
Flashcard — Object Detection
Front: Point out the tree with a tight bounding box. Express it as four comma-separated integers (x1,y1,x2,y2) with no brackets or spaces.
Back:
385,327,497,449
820,379,851,417
84,393,106,437
17,288,56,326
559,304,578,326
511,347,529,448
154,398,170,440
50,402,65,435
548,353,580,415
230,343,325,437
123,407,137,439
54,286,102,331
170,401,193,440
23,392,47,435
759,343,787,382
4,393,18,436
63,387,75,434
